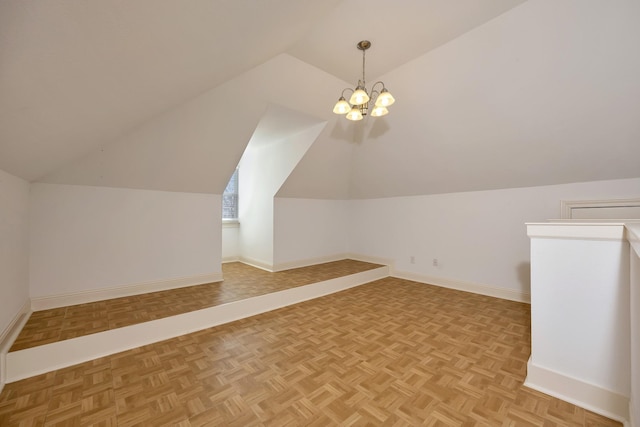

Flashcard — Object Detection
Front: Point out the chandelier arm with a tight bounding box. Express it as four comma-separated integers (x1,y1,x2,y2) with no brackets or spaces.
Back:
370,81,386,92
341,88,355,99
369,81,385,102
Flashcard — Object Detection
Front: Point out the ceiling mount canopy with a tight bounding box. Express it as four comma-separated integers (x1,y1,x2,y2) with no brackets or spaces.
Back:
333,40,395,121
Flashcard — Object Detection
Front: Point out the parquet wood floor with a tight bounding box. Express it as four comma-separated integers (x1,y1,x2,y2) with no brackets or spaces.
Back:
1,276,621,426
10,260,381,352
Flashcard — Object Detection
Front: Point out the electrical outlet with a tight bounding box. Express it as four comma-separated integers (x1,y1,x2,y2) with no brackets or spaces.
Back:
432,258,439,267
410,255,415,264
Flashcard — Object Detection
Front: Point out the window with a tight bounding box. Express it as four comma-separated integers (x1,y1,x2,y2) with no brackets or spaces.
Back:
222,169,238,220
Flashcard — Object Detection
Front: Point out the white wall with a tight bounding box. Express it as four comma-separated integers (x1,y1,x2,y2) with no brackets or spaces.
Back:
238,124,324,269
629,223,640,427
273,198,349,269
0,169,30,340
347,0,640,199
222,225,240,262
40,54,351,200
348,178,640,300
237,144,276,267
526,222,630,422
29,183,221,298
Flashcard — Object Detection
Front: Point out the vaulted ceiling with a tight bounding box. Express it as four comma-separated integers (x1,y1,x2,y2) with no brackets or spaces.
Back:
1,0,639,199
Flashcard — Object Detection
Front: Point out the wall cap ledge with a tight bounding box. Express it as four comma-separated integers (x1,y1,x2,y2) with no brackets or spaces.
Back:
526,222,628,241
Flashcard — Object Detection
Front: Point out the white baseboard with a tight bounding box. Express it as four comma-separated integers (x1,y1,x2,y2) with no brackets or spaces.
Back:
238,256,275,272
272,253,352,272
276,253,527,303
0,299,31,352
5,266,389,383
235,253,392,273
30,272,223,311
222,256,241,263
392,269,530,303
1,299,31,394
525,357,630,426
345,253,395,270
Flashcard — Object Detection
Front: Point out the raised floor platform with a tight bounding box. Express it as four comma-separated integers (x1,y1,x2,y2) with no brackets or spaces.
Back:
5,260,388,383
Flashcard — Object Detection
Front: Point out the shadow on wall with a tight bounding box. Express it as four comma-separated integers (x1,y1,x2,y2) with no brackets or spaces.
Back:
330,116,390,144
517,261,531,295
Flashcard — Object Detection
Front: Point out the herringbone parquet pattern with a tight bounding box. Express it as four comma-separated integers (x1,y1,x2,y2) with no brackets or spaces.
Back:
1,274,621,426
10,260,381,351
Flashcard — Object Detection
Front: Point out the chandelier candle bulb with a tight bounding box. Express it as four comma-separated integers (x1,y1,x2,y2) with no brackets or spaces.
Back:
333,40,395,121
375,89,395,107
346,107,363,121
350,88,370,105
370,105,388,117
333,97,351,114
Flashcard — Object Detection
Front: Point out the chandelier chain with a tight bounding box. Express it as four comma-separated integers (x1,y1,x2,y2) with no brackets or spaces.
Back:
361,47,366,88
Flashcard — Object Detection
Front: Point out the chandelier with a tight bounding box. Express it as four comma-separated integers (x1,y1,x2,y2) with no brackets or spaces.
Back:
333,40,395,121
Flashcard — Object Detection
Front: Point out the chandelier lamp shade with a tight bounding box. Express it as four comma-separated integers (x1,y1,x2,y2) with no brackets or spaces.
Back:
333,40,395,121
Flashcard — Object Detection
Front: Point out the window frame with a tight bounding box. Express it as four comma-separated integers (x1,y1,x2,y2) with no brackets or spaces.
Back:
222,168,239,223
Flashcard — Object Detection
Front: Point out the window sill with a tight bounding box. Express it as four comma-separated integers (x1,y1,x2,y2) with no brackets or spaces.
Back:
222,219,239,228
